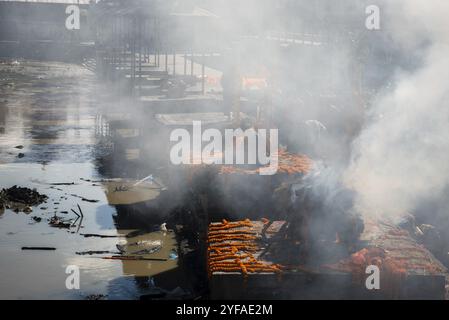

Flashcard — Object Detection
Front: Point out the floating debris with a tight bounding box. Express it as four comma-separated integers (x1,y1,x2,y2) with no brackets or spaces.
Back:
49,215,72,229
116,239,162,255
49,182,76,186
76,250,118,255
69,194,99,203
31,179,78,186
102,256,168,262
0,186,47,206
169,250,178,260
22,247,56,251
0,186,48,212
23,206,33,213
81,233,121,238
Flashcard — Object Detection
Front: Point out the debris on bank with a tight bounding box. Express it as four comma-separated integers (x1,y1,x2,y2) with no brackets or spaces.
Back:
0,186,48,212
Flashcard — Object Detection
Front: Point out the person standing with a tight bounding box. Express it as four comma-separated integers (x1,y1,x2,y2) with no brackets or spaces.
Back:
221,63,242,127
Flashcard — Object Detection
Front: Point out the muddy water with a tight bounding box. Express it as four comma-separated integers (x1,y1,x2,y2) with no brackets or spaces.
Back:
0,60,179,300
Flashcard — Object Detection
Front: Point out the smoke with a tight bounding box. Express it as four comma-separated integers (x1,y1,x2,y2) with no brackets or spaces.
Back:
92,0,449,225
344,1,449,221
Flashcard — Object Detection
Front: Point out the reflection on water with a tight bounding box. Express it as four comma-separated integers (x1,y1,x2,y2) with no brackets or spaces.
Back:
0,60,181,300
103,179,166,205
0,60,97,163
115,230,178,277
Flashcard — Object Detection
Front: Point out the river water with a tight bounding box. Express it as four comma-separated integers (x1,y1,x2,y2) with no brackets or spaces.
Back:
0,60,182,300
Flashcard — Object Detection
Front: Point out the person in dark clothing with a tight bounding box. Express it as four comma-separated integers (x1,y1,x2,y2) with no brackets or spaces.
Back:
221,64,242,125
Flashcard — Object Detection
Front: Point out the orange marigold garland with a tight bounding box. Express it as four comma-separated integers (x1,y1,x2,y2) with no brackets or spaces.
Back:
207,219,282,277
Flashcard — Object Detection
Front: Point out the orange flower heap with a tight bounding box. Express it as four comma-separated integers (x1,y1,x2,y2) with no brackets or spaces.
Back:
219,149,313,175
207,219,282,277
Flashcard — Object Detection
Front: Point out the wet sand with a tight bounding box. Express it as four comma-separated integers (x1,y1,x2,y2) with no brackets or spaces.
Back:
0,60,179,300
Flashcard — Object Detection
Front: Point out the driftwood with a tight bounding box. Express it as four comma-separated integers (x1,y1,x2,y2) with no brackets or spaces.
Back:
70,194,99,203
77,204,84,217
81,233,122,238
70,204,84,233
102,256,168,261
49,182,77,186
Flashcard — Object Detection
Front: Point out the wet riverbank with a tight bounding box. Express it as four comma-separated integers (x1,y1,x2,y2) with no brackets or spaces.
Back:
0,59,199,300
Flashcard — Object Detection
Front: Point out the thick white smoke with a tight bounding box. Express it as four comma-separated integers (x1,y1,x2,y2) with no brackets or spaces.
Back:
344,1,449,221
